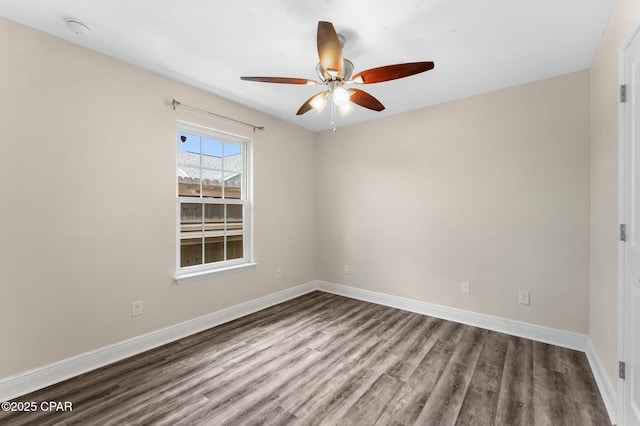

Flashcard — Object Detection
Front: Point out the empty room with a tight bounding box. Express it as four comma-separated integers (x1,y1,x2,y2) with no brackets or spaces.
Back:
1,0,639,425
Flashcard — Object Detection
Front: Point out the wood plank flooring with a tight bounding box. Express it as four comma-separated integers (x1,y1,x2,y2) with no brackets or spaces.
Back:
0,291,611,425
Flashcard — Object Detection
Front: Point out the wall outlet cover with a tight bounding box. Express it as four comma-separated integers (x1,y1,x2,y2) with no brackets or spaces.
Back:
132,300,143,316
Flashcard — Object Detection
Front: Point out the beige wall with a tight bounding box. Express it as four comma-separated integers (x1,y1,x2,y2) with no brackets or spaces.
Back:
316,71,591,334
590,0,640,387
0,17,317,378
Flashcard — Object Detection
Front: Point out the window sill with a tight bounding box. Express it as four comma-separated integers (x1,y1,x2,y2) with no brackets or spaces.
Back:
175,262,257,285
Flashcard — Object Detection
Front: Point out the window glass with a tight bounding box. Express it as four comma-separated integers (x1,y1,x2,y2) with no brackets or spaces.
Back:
176,122,251,275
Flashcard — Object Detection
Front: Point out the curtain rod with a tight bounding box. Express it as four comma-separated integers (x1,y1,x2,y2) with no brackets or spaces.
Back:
171,99,265,133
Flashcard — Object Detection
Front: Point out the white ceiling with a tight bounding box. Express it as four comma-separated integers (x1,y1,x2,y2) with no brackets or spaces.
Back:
0,0,615,132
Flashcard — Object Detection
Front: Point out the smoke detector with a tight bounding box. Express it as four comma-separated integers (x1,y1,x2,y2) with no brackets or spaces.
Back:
65,19,90,36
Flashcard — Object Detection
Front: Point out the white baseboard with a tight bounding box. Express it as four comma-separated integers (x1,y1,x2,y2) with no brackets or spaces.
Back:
317,281,588,350
585,338,618,425
316,281,618,424
0,279,619,425
0,281,317,402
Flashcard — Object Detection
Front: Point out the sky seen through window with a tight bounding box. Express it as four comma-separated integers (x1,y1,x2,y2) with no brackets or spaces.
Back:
178,132,241,157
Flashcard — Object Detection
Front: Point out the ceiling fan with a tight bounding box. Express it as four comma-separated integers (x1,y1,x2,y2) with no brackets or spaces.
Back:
241,21,435,120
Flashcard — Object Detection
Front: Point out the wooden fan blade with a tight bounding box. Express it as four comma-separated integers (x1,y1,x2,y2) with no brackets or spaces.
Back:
317,21,343,76
296,91,324,115
241,76,316,85
350,88,385,111
351,61,434,84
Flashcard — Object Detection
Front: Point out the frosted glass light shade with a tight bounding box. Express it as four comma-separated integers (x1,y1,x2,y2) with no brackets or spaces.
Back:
339,102,354,116
332,86,350,106
310,92,328,113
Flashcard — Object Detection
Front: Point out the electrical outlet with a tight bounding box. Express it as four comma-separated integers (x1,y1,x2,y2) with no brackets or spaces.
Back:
343,264,350,274
518,291,530,305
132,300,143,316
275,268,281,279
461,282,470,294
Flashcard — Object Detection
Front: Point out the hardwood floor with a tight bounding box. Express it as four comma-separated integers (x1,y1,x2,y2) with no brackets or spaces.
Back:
0,291,610,425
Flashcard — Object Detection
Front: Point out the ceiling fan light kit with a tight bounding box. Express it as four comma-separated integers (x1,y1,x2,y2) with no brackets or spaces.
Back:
241,21,434,130
339,102,354,117
331,85,350,106
309,92,328,113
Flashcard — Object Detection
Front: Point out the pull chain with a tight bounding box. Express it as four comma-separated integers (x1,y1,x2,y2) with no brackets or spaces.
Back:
331,102,337,132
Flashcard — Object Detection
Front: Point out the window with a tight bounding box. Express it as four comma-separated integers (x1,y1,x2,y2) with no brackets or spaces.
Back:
175,121,253,283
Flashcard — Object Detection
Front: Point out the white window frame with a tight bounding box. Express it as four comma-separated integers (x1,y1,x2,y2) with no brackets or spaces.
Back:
174,121,255,284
